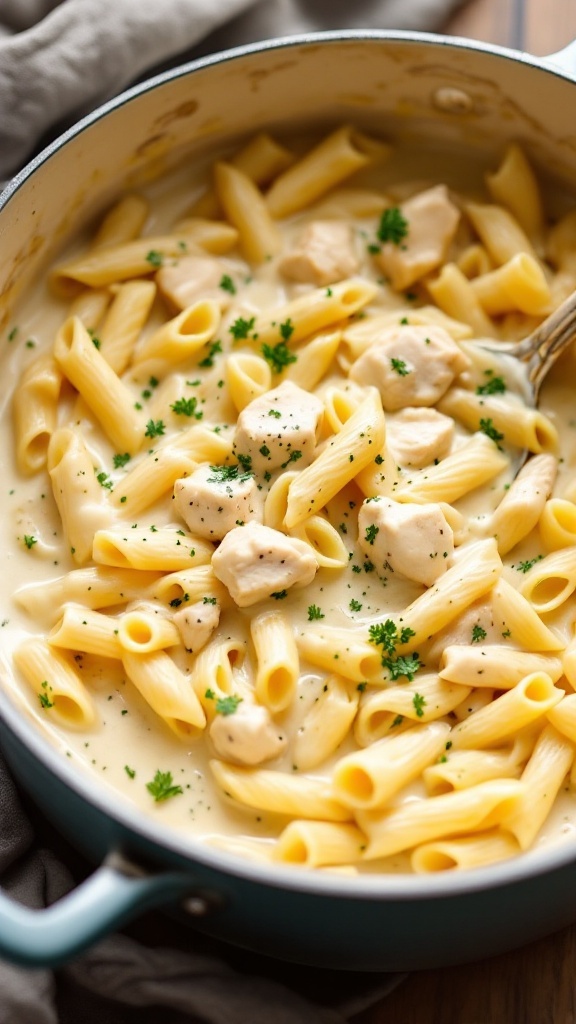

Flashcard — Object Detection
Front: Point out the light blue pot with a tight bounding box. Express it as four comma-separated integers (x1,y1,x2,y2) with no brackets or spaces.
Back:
1,29,576,971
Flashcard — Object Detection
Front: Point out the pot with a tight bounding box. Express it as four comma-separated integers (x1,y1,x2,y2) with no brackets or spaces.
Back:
1,29,576,973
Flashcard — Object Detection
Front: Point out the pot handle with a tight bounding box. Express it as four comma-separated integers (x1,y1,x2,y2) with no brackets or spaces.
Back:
0,851,206,967
543,39,576,77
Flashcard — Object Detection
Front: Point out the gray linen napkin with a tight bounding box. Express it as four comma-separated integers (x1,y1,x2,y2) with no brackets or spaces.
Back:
0,1,466,1020
0,752,406,1024
0,0,468,179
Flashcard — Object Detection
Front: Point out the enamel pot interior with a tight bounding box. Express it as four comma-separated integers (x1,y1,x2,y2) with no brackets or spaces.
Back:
2,31,576,972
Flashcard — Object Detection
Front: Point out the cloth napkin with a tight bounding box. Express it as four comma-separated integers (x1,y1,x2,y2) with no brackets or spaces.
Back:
0,2,467,1022
0,0,468,180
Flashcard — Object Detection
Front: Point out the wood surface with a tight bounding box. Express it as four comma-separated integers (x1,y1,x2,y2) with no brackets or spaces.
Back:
358,3,576,1022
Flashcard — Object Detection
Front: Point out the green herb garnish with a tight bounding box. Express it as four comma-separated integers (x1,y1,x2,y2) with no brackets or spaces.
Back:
376,207,409,246
215,695,243,716
146,770,183,802
261,340,297,374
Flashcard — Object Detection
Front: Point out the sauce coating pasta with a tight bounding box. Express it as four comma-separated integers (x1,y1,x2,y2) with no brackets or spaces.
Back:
4,127,576,875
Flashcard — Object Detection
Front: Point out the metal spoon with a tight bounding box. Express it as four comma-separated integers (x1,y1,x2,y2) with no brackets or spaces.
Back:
486,287,576,405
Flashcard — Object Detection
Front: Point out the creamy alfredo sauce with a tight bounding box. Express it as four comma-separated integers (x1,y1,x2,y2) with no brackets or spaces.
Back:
2,130,576,873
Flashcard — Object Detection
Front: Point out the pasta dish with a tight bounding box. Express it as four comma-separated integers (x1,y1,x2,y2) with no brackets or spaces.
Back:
3,124,576,874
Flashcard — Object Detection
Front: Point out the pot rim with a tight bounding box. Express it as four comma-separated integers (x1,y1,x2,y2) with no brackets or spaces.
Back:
2,27,576,902
2,27,575,207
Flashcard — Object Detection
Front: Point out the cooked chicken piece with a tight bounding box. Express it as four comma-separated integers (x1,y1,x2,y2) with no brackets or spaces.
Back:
173,599,220,653
386,407,454,468
209,701,287,765
279,220,359,286
358,496,454,587
349,324,470,411
375,185,460,290
156,254,239,311
212,522,317,607
233,379,324,476
173,463,262,541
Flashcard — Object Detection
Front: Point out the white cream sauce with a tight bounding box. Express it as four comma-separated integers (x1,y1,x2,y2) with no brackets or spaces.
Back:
2,132,576,873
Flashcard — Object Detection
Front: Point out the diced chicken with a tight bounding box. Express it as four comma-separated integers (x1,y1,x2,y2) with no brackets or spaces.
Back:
349,324,470,411
156,255,238,312
386,407,454,468
358,497,454,587
375,185,460,290
212,522,318,607
209,701,287,766
173,599,220,653
173,463,262,541
233,379,324,476
279,220,359,286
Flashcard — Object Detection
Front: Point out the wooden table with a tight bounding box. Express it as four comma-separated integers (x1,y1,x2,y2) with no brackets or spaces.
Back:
359,2,576,1022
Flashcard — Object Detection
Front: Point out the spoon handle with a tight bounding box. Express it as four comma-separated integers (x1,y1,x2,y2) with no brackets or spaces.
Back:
511,289,576,398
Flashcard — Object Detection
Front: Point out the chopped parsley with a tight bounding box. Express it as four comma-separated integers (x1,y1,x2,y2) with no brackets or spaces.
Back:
280,450,303,469
515,555,543,574
471,624,487,643
199,339,222,368
271,590,288,600
145,769,183,802
279,318,295,341
229,316,255,340
113,452,131,469
369,619,421,681
96,471,113,490
390,357,410,376
145,250,164,269
144,419,165,439
23,535,37,550
412,692,426,718
364,524,379,546
38,680,54,709
384,653,422,682
261,340,297,374
124,765,136,779
170,396,203,419
236,453,253,473
207,463,253,484
476,374,507,396
479,417,505,447
376,206,409,246
307,604,325,621
368,620,415,655
349,599,363,612
219,274,236,295
215,694,243,716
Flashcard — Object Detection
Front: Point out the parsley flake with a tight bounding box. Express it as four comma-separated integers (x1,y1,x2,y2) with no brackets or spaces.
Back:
215,694,243,716
412,692,426,718
219,274,236,295
207,464,253,484
229,316,255,340
170,396,203,419
471,624,487,643
376,207,409,246
476,375,507,396
145,250,164,269
144,419,165,439
199,340,222,368
479,418,505,447
146,770,183,802
390,357,410,376
307,604,325,621
365,524,379,546
261,340,297,374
